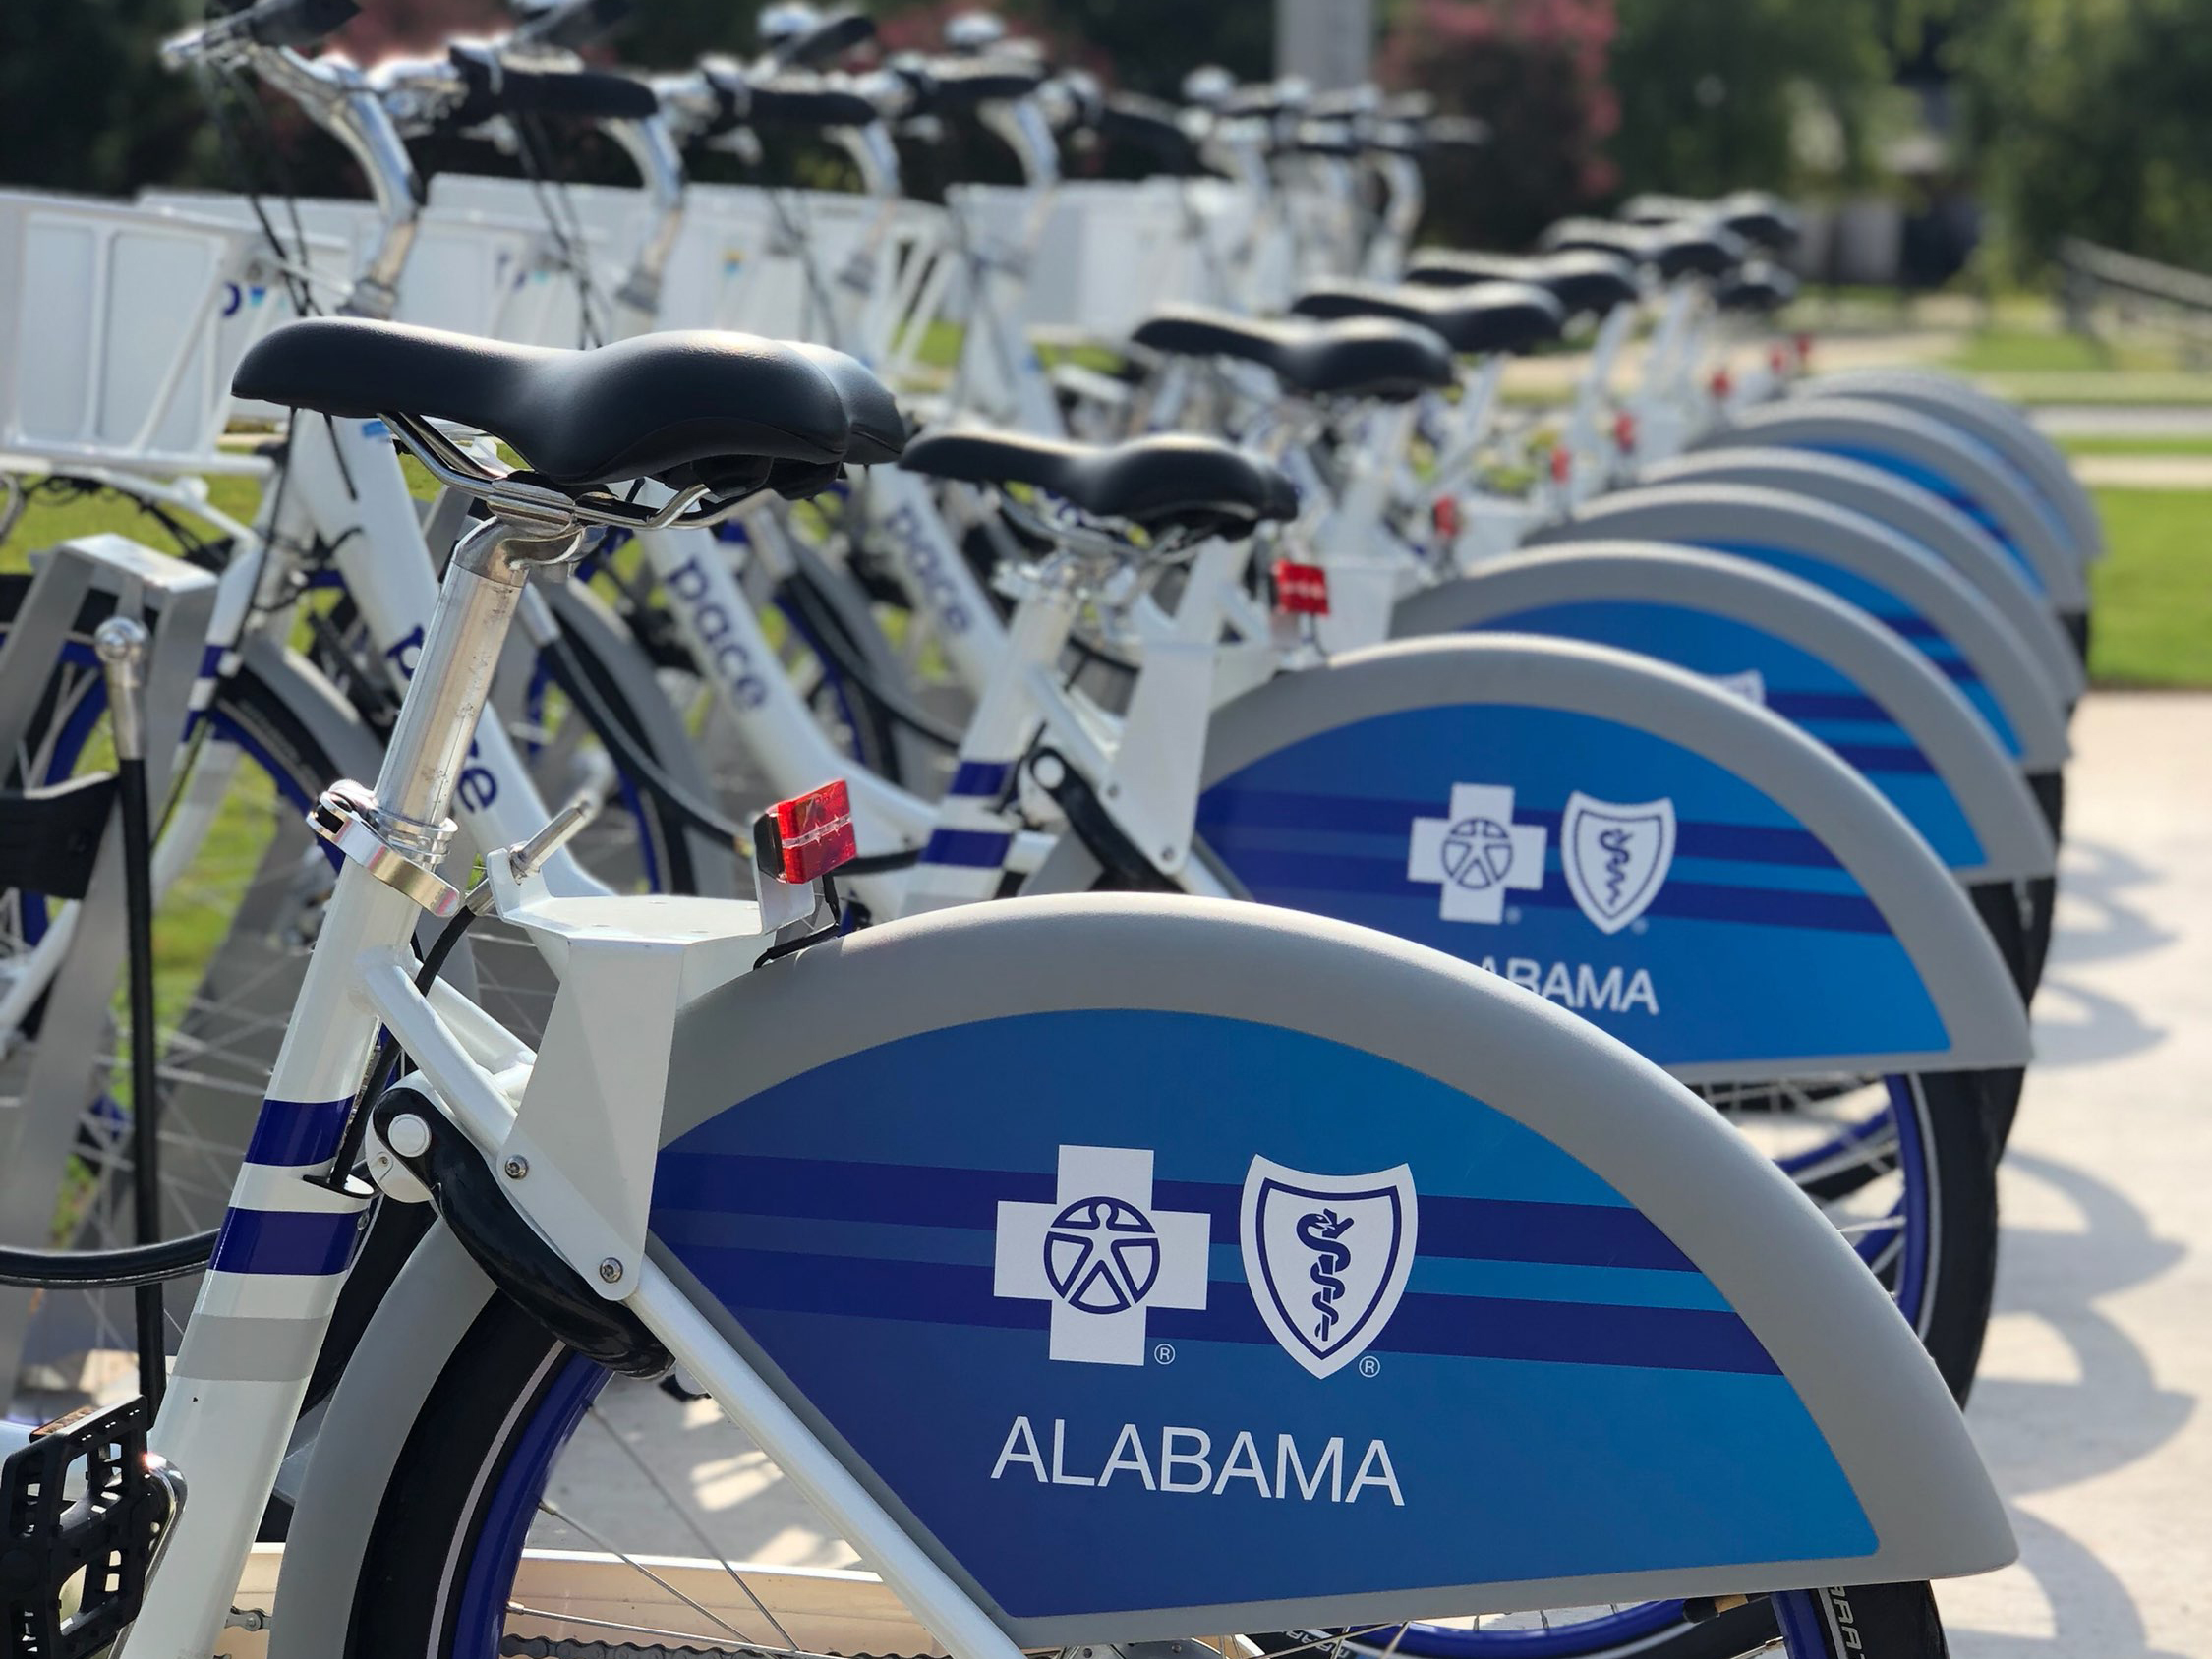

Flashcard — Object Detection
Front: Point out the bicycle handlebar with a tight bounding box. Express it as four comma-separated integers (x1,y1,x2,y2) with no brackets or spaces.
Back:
511,0,633,52
763,9,877,71
447,49,659,125
164,0,358,64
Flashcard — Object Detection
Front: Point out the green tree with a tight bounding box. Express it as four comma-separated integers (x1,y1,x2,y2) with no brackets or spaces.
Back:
1375,0,1619,251
1949,0,2212,273
0,0,217,197
1606,0,1889,200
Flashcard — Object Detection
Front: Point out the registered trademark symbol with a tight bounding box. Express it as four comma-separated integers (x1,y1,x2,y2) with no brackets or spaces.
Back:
1153,1343,1177,1366
1631,917,1650,935
1504,906,1522,925
1358,1354,1381,1378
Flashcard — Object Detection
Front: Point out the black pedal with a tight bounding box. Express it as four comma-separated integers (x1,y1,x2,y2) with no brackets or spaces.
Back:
1,1398,175,1658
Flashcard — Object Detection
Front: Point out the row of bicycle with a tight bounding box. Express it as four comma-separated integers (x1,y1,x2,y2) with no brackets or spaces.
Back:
0,2,2094,1657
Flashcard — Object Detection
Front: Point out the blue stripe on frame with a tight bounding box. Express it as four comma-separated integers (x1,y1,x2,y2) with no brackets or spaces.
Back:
921,828,1014,868
948,760,1015,798
242,1098,354,1168
210,1206,363,1277
674,1245,1777,1376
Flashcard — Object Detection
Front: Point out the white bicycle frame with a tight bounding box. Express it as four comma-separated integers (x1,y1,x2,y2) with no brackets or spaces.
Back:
112,486,1027,1659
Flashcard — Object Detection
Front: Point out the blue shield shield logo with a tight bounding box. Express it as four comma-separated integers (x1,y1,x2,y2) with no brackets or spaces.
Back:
1241,1157,1419,1378
1561,792,1677,935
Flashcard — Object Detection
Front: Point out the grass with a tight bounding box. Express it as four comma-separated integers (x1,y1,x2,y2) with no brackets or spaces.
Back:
2057,433,2212,458
2085,487,2212,688
1945,327,2183,376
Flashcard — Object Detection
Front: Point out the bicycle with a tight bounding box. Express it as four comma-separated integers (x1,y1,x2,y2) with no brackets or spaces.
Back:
1,304,2013,1659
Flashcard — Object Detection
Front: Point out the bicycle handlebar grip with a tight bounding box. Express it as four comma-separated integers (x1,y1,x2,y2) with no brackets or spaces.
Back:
238,0,359,48
766,9,877,70
512,0,633,52
449,51,659,124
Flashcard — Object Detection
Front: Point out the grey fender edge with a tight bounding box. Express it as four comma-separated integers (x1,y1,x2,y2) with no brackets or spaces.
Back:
1639,446,2086,704
1390,543,2057,882
1525,482,2071,771
1199,633,2032,1081
1697,397,2089,614
1798,369,2105,564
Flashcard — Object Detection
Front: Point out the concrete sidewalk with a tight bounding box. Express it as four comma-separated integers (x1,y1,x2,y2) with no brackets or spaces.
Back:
1941,692,2212,1656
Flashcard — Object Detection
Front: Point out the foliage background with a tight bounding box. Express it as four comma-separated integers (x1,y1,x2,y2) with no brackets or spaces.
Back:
4,0,2212,276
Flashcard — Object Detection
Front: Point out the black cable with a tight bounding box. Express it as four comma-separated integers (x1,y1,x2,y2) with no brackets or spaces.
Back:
0,855,483,1292
776,572,961,749
308,900,479,1195
117,748,166,1409
536,625,925,872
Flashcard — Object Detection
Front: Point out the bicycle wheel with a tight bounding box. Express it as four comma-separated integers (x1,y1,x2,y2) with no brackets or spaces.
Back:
343,1295,1950,1659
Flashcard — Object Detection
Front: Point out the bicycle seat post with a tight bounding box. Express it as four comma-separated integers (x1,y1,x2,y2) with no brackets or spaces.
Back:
368,488,580,856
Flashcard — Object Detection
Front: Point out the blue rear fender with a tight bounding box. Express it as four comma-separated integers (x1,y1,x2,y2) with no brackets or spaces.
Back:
1196,635,2031,1082
649,896,2015,1644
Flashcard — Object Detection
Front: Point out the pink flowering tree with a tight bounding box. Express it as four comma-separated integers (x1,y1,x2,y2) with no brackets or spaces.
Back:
1376,0,1620,252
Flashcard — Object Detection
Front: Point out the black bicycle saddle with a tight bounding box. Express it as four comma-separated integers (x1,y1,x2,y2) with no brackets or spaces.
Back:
231,318,902,490
1130,307,1456,401
1290,279,1564,355
900,430,1297,533
1403,249,1641,318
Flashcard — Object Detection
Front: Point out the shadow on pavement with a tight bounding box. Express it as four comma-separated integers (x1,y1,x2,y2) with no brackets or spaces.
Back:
1971,1150,2193,1496
2044,840,2175,971
1950,1507,2190,1659
2029,975,2167,1068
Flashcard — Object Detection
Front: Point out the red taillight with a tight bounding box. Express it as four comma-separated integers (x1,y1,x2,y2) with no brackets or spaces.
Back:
1770,344,1789,375
1272,559,1330,616
1611,411,1638,453
1548,445,1572,484
758,779,856,884
1795,331,1814,370
1709,367,1733,399
1431,494,1462,540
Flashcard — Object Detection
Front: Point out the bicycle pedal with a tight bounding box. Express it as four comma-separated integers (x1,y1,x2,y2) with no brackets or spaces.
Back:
1,1397,178,1658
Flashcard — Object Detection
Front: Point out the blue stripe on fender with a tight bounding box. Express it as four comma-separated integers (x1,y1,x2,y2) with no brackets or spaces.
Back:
674,1245,1777,1375
653,1154,1696,1272
242,1098,354,1168
921,828,1014,868
1209,847,1892,933
1194,788,1842,869
948,761,1015,798
210,1206,363,1277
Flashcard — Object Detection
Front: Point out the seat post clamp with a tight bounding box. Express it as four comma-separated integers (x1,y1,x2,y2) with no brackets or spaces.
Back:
308,780,462,918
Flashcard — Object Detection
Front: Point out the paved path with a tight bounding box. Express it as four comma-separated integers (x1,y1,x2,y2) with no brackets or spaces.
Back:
2070,455,2212,489
2034,406,2212,439
1940,692,2212,1657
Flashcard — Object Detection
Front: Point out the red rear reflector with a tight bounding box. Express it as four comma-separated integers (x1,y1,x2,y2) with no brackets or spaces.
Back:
1548,445,1572,484
1709,367,1733,399
1611,411,1637,453
1431,494,1461,539
1770,344,1789,374
759,779,856,884
1272,559,1330,616
1795,332,1814,370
